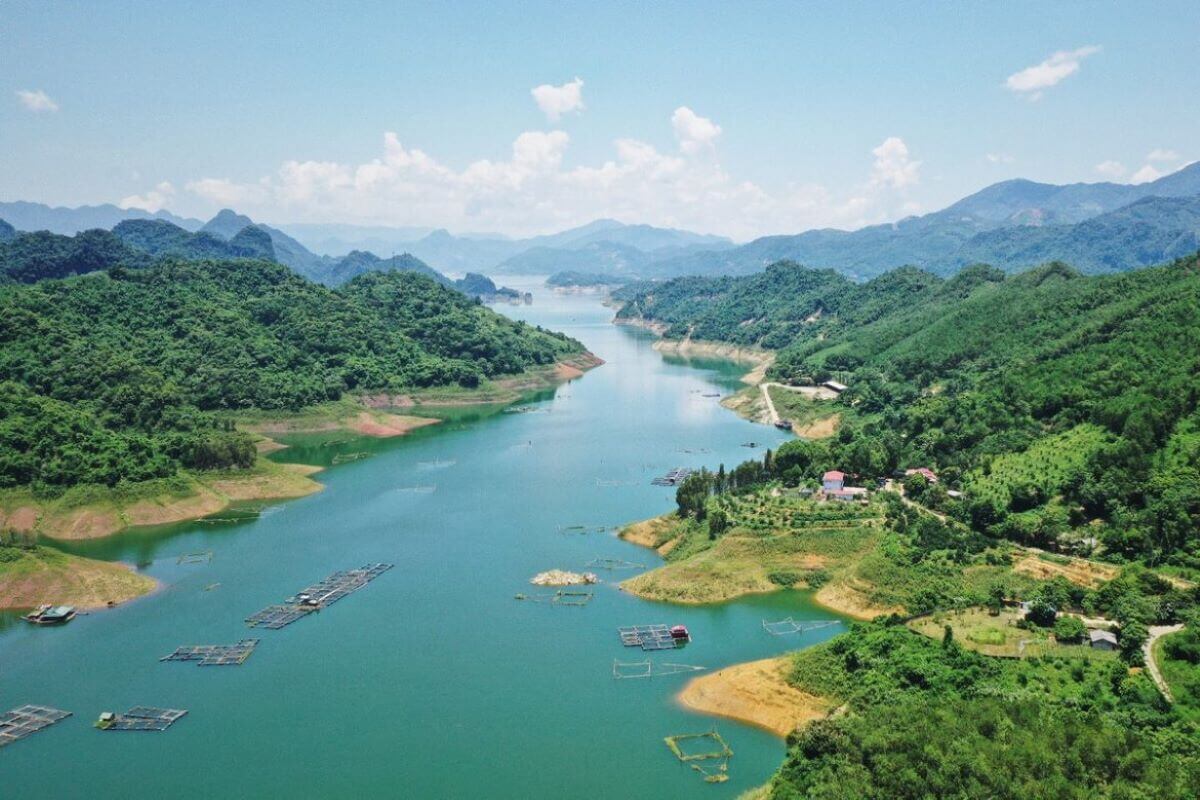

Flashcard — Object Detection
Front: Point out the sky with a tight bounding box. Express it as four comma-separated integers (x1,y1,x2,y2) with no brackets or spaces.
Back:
2,1,1198,240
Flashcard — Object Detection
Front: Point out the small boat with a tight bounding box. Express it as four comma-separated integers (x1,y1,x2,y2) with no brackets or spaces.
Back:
23,604,77,625
669,624,691,641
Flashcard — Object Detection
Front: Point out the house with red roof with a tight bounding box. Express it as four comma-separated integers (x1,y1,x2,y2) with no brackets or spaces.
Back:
822,470,845,492
904,467,938,484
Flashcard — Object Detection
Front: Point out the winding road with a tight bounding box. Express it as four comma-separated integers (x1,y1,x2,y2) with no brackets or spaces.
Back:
1144,624,1184,702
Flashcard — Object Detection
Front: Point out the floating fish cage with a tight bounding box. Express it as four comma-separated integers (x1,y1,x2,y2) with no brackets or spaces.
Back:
651,468,694,486
161,639,260,666
513,589,594,606
612,660,706,679
664,729,733,783
0,706,71,748
246,563,393,630
96,707,187,732
618,624,689,651
585,558,645,571
761,618,841,636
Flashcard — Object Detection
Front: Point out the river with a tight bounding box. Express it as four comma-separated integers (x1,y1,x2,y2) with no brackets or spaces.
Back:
0,277,847,798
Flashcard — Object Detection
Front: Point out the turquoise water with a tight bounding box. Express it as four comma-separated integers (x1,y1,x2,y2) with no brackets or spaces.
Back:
0,279,847,798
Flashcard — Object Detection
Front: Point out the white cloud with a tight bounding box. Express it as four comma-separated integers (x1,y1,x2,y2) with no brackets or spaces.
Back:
185,177,271,207
1146,148,1179,163
1130,164,1164,184
165,116,923,240
671,107,722,154
16,89,58,112
985,153,1015,164
1006,46,1100,99
118,181,175,213
870,137,920,189
531,77,584,121
1094,160,1127,179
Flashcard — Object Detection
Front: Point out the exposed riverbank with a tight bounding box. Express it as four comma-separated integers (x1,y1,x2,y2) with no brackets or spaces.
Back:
616,512,890,618
0,545,157,610
351,353,604,408
0,355,602,546
677,656,835,737
0,460,324,541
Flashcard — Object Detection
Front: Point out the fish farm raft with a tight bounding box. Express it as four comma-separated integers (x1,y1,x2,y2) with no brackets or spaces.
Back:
618,624,690,650
0,706,71,748
246,563,393,630
651,468,694,486
161,639,260,666
96,707,188,732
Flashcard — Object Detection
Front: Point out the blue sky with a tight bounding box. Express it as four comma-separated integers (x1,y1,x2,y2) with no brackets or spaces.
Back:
2,1,1197,239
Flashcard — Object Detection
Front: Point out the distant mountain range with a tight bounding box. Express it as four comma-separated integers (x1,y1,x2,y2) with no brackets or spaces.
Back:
278,216,732,276
0,210,526,302
651,162,1200,279
0,200,202,235
5,160,1198,282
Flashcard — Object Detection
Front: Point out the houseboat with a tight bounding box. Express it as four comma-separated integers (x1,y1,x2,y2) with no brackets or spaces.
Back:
669,625,691,642
23,604,77,625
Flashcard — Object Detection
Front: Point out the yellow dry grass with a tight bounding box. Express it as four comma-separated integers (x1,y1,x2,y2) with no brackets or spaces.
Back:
677,656,835,737
0,547,156,610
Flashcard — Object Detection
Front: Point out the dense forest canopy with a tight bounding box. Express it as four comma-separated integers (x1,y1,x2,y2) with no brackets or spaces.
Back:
0,258,583,491
771,623,1199,799
620,255,1200,568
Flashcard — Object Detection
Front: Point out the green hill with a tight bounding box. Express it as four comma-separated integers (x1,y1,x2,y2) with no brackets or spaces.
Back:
617,255,1200,566
0,259,585,491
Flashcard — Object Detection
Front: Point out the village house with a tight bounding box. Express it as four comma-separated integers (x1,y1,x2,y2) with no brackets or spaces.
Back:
905,467,939,483
821,379,848,394
829,487,869,502
1089,629,1119,650
822,470,845,492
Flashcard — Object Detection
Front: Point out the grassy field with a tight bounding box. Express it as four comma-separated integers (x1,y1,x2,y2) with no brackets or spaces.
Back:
1154,630,1200,721
908,607,1117,662
620,493,882,605
0,458,323,541
0,545,156,609
619,487,1079,617
766,386,844,438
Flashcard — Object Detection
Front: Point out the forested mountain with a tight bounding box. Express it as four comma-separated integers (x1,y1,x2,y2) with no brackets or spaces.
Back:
0,200,201,234
112,219,275,260
201,208,328,278
646,162,1200,280
0,215,526,301
0,228,149,283
937,195,1200,274
317,250,450,287
0,221,278,283
0,259,585,491
617,255,1200,567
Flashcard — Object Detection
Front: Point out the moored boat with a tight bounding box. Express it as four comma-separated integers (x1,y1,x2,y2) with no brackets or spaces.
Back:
22,605,77,625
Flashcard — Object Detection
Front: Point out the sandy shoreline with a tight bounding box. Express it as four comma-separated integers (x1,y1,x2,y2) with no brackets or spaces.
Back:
677,656,834,738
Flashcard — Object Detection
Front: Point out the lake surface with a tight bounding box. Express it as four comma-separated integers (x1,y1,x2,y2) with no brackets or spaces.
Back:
1,278,848,798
